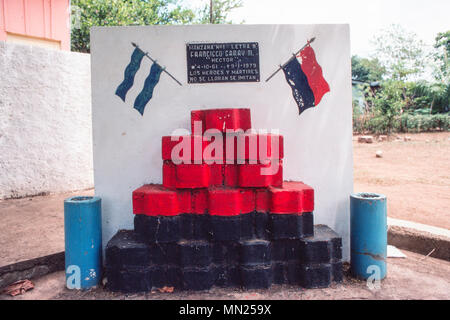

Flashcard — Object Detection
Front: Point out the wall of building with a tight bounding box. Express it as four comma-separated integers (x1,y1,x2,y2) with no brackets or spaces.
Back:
0,41,93,199
0,0,71,50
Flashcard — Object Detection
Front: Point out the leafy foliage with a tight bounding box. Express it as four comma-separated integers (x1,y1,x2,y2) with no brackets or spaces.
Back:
71,0,196,52
351,56,385,82
196,0,243,24
371,24,426,81
432,30,450,82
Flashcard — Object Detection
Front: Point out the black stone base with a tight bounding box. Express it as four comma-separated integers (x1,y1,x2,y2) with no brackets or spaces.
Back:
105,223,344,292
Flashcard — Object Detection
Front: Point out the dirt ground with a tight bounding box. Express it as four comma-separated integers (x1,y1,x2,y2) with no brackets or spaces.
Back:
1,250,449,300
0,189,94,266
354,132,450,230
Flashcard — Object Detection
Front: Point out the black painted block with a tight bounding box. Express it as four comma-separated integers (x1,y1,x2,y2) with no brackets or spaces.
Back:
149,243,180,265
149,265,167,289
106,266,151,293
193,214,212,240
212,241,240,265
212,265,240,287
240,265,273,289
134,215,181,243
156,215,181,243
316,224,342,260
300,263,332,289
272,262,287,285
239,239,271,265
182,267,215,291
300,225,343,264
253,212,270,239
303,212,314,237
331,260,343,283
134,214,157,243
105,230,150,268
179,240,212,268
269,214,303,240
179,214,194,240
286,261,302,285
271,239,300,261
210,216,241,241
299,238,331,264
166,266,183,289
179,214,212,241
240,212,254,240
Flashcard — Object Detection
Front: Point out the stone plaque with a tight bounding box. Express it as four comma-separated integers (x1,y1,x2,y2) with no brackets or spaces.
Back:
186,42,260,84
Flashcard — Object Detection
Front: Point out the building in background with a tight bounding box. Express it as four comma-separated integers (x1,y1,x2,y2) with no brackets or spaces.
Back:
0,0,70,50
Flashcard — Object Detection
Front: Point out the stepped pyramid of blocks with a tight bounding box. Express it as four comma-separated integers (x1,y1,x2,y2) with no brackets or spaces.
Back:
105,108,343,292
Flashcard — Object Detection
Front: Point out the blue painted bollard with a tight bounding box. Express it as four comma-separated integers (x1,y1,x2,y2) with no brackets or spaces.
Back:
64,196,102,289
350,192,387,280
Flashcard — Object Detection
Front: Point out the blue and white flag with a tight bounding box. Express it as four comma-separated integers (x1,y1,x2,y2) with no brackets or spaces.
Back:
115,48,145,102
134,63,163,116
115,48,162,116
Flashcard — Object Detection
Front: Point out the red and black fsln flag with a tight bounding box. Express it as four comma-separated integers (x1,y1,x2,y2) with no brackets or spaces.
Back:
282,45,330,115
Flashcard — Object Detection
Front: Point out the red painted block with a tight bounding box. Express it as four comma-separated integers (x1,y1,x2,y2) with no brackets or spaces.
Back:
162,161,176,188
209,164,224,186
192,189,208,214
224,164,238,187
240,189,256,214
269,181,315,214
175,163,211,188
255,188,270,213
208,188,242,216
161,135,208,163
191,108,251,134
177,189,192,213
284,181,315,212
238,161,283,188
132,184,179,216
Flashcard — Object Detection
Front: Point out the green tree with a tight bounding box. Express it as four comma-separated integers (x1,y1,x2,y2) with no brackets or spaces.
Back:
71,0,196,52
351,55,386,82
196,0,243,24
432,31,450,82
372,24,426,81
368,80,405,133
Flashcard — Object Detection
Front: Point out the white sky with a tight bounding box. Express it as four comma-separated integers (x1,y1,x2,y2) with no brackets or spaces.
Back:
189,0,450,57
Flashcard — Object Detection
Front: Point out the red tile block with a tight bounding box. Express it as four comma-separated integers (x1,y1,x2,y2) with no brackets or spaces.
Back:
209,164,224,186
161,135,207,163
284,181,315,212
132,184,179,216
191,108,251,134
177,189,192,213
255,188,270,213
224,164,238,187
269,181,315,214
192,189,208,214
240,189,256,214
162,161,176,188
208,188,242,216
238,161,283,188
175,163,211,188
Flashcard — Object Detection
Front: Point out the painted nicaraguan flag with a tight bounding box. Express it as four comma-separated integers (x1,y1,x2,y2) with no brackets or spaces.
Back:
115,47,162,116
282,45,330,115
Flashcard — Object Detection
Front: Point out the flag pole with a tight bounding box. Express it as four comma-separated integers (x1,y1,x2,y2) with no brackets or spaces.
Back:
265,37,316,82
131,42,182,86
